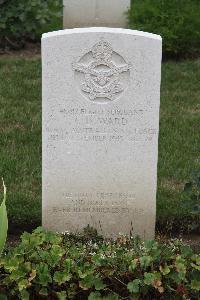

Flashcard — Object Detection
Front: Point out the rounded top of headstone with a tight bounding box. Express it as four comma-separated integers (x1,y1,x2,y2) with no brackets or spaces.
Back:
42,27,162,41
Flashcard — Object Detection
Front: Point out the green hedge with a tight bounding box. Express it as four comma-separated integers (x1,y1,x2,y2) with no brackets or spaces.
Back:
0,227,199,299
128,0,200,59
0,0,62,49
1,0,200,59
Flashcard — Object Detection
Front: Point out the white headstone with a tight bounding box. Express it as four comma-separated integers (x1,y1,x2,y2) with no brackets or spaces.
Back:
63,0,130,29
42,28,162,239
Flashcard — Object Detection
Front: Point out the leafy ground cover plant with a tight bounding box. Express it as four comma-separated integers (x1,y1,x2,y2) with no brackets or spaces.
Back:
128,0,200,59
0,179,8,255
0,227,199,299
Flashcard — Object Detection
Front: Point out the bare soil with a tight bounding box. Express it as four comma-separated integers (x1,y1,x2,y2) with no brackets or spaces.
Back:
6,233,200,252
178,233,200,252
0,43,41,59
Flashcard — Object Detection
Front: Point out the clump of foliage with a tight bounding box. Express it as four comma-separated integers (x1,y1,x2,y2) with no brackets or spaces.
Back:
0,0,62,49
181,170,200,232
128,0,200,59
0,227,199,299
0,179,8,255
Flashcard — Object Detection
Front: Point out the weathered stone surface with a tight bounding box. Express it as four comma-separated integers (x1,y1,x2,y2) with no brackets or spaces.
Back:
63,0,130,29
42,28,162,238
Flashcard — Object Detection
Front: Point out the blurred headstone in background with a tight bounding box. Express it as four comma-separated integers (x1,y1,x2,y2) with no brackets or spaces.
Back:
63,0,130,29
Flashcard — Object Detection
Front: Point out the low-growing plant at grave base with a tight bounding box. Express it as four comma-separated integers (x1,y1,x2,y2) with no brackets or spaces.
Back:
0,227,199,299
128,0,200,59
180,170,200,232
0,0,62,49
0,179,8,255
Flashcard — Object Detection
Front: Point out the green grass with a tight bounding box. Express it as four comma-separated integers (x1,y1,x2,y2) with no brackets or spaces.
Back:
0,59,41,232
0,58,199,234
157,60,200,232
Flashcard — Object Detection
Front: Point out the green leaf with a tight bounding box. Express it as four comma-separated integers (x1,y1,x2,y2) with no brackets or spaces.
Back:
3,256,24,272
127,279,141,293
140,256,153,269
36,263,52,286
144,272,156,285
10,268,27,281
0,179,8,255
79,275,106,291
56,291,67,300
191,263,200,271
144,274,153,286
50,244,65,258
64,258,72,272
129,259,138,272
18,279,30,291
88,292,118,300
191,279,200,291
53,271,72,285
103,295,119,300
193,254,200,265
175,256,186,279
168,271,182,284
180,245,193,258
93,277,106,291
159,265,171,275
20,290,29,300
88,292,101,300
144,240,158,250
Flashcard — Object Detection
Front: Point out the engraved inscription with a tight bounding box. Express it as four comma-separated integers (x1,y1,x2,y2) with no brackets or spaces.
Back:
49,191,142,215
73,40,131,103
46,106,157,144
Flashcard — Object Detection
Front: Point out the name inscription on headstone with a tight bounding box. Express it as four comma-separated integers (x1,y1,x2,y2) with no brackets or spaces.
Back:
47,107,157,142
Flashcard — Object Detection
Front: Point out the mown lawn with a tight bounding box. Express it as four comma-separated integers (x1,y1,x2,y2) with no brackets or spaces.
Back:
0,58,199,233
